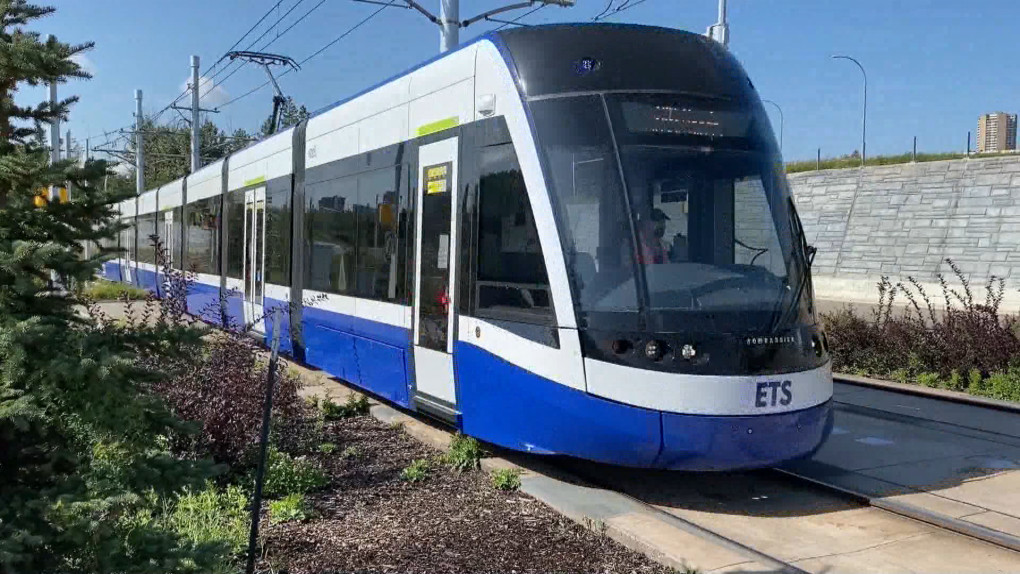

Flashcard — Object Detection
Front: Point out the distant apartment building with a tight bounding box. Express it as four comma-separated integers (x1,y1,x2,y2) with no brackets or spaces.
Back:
977,112,1017,153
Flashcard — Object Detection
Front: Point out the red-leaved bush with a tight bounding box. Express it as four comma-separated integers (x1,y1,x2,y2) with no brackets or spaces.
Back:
823,259,1020,379
112,236,320,468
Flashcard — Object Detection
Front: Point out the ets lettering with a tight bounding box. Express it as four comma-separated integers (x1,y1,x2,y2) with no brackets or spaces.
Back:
755,380,792,407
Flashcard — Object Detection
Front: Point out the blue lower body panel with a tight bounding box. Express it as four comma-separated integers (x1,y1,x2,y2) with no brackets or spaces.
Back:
187,280,223,325
301,305,412,409
104,262,121,282
135,267,159,294
455,341,832,471
658,400,833,471
455,342,663,467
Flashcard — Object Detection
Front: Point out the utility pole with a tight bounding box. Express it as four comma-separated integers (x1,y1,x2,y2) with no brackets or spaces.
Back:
48,39,59,204
831,55,867,167
135,89,145,194
440,0,459,53
357,1,574,54
706,0,729,47
190,55,200,173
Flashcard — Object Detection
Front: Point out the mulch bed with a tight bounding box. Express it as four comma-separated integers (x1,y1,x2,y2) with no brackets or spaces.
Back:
258,415,675,574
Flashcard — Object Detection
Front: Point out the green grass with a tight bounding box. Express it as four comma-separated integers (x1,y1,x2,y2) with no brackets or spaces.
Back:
490,468,522,491
400,458,430,483
81,279,148,301
443,433,482,472
316,442,336,454
144,483,249,573
786,151,1018,173
268,493,312,525
321,393,371,420
340,445,362,460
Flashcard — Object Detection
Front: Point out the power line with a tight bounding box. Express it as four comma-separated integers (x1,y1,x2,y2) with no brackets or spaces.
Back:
492,4,546,31
592,0,650,21
208,0,326,93
216,0,397,112
158,0,292,121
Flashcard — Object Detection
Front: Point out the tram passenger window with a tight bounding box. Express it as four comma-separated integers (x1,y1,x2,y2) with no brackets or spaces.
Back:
354,167,400,301
305,176,357,294
475,143,553,323
121,217,136,261
265,183,292,286
225,191,245,279
185,197,221,275
136,213,157,264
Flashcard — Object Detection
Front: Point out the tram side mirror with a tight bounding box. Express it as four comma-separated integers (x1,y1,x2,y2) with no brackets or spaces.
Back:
806,244,817,266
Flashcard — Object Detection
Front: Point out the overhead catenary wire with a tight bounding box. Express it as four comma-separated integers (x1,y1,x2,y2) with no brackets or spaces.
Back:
207,0,327,93
491,3,547,31
592,0,649,21
216,0,399,112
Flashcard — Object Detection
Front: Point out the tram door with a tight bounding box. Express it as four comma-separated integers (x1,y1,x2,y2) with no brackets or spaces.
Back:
242,187,267,332
162,210,174,268
412,136,460,416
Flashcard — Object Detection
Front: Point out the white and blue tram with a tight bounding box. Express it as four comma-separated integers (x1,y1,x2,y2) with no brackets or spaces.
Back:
103,24,833,471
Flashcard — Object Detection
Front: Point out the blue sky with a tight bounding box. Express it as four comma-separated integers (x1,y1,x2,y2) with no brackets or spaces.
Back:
25,1,1020,162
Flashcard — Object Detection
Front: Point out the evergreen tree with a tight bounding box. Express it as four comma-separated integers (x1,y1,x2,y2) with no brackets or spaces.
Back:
0,3,222,571
259,98,308,138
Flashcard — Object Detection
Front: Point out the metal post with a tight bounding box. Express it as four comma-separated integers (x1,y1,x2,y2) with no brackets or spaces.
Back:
967,131,971,157
245,308,283,574
135,89,145,194
832,55,867,167
440,0,459,52
762,99,784,156
912,136,917,162
706,0,729,47
817,148,821,170
190,55,201,173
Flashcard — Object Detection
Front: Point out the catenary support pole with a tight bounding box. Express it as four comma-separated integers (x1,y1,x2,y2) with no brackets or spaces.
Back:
245,308,283,574
191,55,201,173
440,0,459,52
135,89,144,194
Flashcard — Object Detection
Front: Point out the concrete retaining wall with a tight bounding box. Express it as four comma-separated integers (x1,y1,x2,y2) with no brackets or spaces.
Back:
788,156,1020,308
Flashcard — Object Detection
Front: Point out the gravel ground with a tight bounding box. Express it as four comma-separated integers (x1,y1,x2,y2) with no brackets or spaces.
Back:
258,415,676,574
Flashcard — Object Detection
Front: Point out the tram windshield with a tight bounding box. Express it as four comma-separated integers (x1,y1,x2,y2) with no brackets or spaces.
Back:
530,93,809,332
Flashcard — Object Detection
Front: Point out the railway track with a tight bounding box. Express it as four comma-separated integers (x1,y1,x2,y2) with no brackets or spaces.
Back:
549,375,1020,573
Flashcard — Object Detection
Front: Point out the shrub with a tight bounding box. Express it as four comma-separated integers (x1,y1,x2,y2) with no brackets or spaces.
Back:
491,468,522,491
341,445,362,459
317,442,337,454
151,305,319,467
916,372,941,388
444,433,482,472
82,279,149,301
322,393,371,420
822,261,1020,389
269,493,312,525
401,459,430,483
262,447,327,498
986,369,1020,402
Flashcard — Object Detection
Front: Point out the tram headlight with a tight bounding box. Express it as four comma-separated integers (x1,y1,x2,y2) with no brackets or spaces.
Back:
680,344,697,360
644,340,663,361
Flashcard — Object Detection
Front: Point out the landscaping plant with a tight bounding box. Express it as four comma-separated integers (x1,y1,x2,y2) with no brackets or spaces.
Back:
822,259,1020,401
0,3,225,570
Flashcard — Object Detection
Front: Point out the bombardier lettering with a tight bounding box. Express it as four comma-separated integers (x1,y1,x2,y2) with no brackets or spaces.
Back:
755,380,793,407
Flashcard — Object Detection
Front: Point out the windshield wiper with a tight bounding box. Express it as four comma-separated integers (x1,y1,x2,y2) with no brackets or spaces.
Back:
769,269,808,334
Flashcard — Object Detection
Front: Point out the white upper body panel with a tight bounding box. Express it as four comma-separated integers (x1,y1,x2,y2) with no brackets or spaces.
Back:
227,128,293,191
137,189,158,214
158,179,183,210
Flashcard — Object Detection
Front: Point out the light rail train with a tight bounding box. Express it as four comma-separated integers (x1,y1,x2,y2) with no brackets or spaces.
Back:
102,23,834,471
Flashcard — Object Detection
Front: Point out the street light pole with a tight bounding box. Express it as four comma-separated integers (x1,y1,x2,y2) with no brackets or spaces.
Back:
832,54,867,167
762,98,784,155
